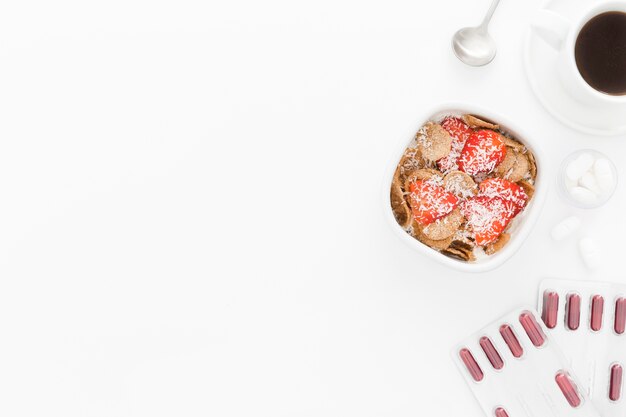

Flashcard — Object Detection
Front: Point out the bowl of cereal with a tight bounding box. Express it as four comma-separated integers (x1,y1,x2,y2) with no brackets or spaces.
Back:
384,103,547,272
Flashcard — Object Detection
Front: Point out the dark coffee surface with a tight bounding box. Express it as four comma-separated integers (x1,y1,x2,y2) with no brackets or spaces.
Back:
575,11,626,95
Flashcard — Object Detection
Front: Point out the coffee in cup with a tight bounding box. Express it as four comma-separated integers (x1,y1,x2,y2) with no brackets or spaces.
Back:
575,11,626,96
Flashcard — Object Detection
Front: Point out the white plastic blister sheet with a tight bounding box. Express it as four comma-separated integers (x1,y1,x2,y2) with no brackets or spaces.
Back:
453,307,600,417
538,278,626,417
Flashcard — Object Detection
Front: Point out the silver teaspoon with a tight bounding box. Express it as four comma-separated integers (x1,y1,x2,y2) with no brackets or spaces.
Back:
452,0,501,66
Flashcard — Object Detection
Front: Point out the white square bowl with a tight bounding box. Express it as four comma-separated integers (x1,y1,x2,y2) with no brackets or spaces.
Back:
382,102,548,273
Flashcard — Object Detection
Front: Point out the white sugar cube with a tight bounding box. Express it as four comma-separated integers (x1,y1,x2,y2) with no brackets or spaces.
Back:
566,153,594,182
569,186,598,204
593,158,615,193
579,172,602,195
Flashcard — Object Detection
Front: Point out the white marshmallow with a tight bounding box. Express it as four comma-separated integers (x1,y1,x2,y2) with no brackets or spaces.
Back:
593,158,615,193
569,186,598,205
566,153,594,182
579,172,602,195
579,237,602,270
551,216,581,241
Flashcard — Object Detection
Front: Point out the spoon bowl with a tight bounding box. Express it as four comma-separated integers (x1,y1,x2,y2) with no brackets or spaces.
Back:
452,27,497,66
452,0,501,67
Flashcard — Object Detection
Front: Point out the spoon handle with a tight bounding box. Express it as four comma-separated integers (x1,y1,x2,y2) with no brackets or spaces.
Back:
480,0,501,29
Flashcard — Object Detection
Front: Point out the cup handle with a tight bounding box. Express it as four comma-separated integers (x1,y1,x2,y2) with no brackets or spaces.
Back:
530,9,571,50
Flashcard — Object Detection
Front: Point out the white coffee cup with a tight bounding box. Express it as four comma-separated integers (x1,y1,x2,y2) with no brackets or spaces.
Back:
531,2,626,111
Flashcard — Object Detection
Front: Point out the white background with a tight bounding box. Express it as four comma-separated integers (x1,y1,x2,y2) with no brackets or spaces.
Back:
1,0,625,415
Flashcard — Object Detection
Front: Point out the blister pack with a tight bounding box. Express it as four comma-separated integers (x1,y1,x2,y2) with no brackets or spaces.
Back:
538,278,626,417
453,307,599,417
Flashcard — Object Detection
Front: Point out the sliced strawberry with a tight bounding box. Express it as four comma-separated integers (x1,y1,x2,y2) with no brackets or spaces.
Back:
457,129,507,175
478,178,528,215
441,117,472,141
408,180,459,226
461,196,517,246
437,117,472,172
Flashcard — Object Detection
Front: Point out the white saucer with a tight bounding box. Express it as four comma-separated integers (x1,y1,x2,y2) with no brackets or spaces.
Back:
523,0,626,136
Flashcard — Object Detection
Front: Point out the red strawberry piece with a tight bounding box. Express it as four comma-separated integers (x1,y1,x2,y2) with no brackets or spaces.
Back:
408,180,459,226
457,129,507,175
441,117,472,141
437,117,472,172
461,196,517,246
479,178,528,215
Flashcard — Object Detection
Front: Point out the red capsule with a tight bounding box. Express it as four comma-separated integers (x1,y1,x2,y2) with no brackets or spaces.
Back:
499,324,523,358
615,298,626,335
520,311,546,347
566,293,581,331
555,371,582,408
591,295,604,331
542,291,559,329
610,364,623,401
494,407,509,417
480,336,504,370
459,348,483,382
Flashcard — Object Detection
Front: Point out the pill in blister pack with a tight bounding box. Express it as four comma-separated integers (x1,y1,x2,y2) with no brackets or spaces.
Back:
538,279,626,417
452,307,599,417
610,364,623,402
